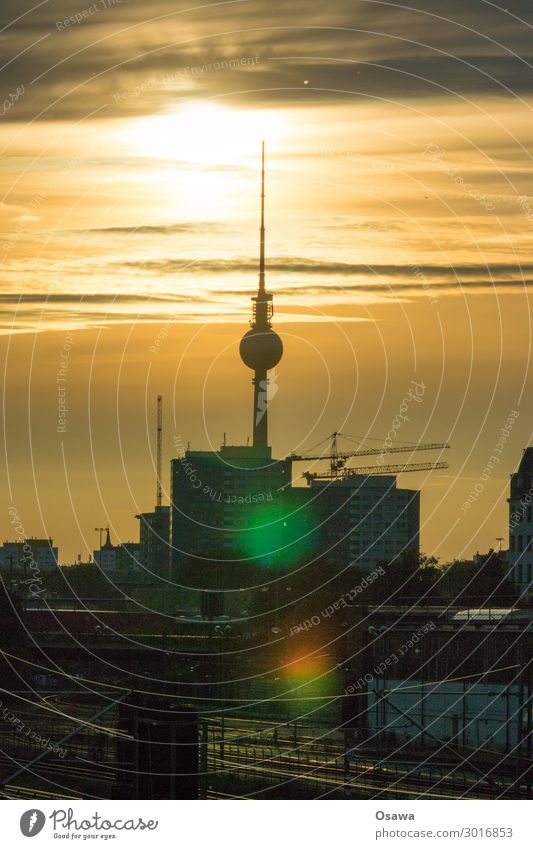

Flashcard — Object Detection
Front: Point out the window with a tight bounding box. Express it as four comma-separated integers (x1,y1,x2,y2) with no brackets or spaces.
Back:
510,535,515,552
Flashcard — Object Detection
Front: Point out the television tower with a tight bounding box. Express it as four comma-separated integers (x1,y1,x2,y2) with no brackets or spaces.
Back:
239,143,283,451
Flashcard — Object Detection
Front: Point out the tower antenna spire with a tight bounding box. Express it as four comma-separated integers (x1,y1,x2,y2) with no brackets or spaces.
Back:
259,140,266,291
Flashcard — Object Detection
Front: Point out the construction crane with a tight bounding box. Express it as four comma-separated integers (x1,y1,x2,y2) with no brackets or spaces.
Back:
304,460,449,483
156,394,163,508
288,431,450,477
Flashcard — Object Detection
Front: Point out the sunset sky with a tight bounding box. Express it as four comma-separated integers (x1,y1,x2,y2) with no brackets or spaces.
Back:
1,0,532,563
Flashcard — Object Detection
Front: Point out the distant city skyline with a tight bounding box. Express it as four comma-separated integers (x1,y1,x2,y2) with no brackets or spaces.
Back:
1,0,532,564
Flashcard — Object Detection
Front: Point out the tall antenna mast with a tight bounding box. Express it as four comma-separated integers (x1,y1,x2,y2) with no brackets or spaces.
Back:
259,140,266,291
156,394,163,508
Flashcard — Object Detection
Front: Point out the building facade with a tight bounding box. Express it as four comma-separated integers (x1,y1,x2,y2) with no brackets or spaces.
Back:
347,606,532,755
300,475,420,570
94,530,141,582
0,537,59,576
508,447,533,597
170,445,290,571
136,505,170,580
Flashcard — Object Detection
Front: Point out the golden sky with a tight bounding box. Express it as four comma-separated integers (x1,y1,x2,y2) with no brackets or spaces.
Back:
1,0,532,562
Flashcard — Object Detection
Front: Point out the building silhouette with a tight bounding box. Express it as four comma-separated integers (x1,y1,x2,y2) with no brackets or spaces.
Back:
136,505,170,579
0,537,58,578
508,447,533,597
302,474,419,570
93,528,141,582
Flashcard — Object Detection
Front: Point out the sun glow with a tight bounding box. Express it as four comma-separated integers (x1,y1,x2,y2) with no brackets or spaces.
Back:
128,105,287,165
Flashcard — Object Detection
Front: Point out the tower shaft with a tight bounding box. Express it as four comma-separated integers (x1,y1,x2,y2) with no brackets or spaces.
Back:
253,368,268,450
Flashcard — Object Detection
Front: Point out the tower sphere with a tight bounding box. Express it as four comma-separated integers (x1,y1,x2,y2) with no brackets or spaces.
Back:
240,327,283,371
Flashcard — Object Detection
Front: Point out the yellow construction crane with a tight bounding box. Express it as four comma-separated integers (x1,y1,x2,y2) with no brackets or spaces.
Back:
288,431,450,480
304,461,449,482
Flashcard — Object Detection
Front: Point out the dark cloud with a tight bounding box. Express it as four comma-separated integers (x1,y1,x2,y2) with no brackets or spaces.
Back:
70,222,222,234
0,293,179,303
3,259,532,300
111,256,533,279
0,0,531,120
271,279,533,294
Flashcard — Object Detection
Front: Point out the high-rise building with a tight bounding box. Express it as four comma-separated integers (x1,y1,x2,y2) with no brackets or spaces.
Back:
0,537,59,576
301,475,420,570
508,447,533,597
136,506,170,579
171,446,289,572
116,541,142,581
